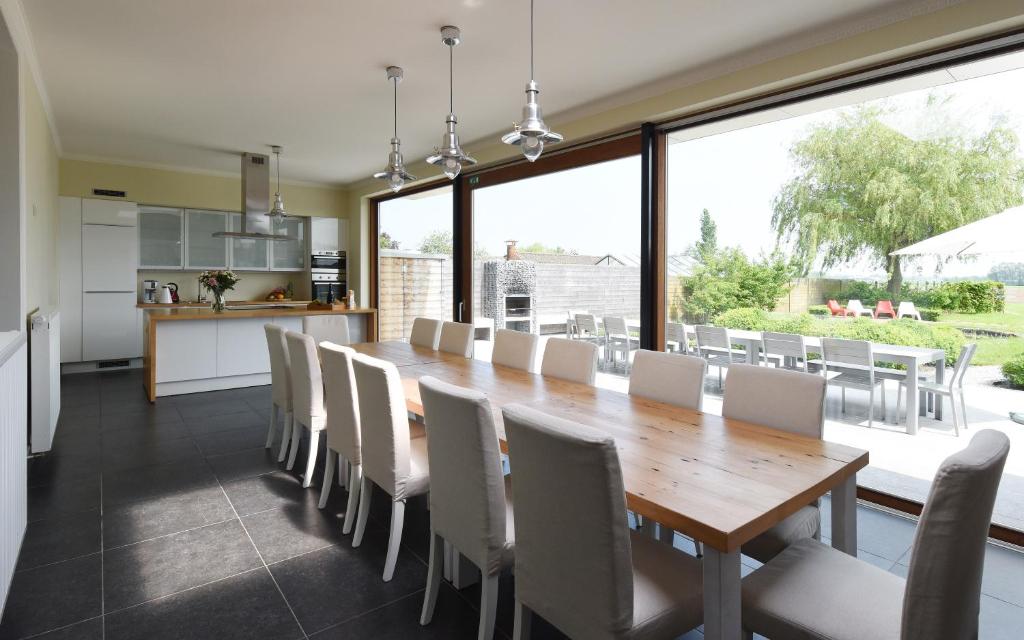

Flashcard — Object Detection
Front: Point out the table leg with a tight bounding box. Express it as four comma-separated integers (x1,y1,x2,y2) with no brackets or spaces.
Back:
905,360,919,435
703,547,742,640
744,338,759,365
830,474,858,556
934,357,945,421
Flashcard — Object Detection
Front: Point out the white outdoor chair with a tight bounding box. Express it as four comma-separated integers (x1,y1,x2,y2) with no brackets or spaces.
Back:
740,430,1010,640
897,343,977,436
502,404,704,640
418,376,514,640
897,301,923,321
302,315,351,346
695,324,746,388
318,342,363,533
491,328,539,372
603,316,638,372
821,337,886,427
723,364,826,563
263,324,294,462
351,355,430,582
573,313,602,347
541,337,598,385
761,331,818,373
665,322,688,354
284,331,327,487
843,299,874,318
410,317,443,349
438,321,474,357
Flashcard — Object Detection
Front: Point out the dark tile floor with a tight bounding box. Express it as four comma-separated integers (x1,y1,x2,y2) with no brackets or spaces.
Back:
1,368,1022,639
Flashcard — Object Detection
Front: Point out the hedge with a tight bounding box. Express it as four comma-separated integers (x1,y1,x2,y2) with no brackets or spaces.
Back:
838,280,1005,314
808,305,829,316
713,308,967,366
1004,353,1024,388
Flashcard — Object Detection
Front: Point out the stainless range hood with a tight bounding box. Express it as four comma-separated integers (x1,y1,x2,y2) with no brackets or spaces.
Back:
212,152,295,241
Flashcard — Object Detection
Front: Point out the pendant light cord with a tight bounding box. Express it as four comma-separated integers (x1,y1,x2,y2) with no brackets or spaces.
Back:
276,150,281,195
530,0,534,81
449,44,454,114
393,76,398,138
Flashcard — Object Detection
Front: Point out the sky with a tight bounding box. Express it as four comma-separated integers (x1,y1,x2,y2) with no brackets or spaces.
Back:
379,57,1024,280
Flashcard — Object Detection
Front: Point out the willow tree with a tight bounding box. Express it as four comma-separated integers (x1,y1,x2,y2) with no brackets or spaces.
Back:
772,102,1024,296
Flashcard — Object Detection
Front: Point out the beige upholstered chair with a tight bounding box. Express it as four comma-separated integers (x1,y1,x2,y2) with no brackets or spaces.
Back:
438,321,474,357
723,364,826,563
502,404,704,640
629,349,706,411
351,355,430,581
302,315,351,346
410,317,443,349
264,324,294,462
284,331,327,488
491,329,539,372
418,376,513,640
318,342,363,533
741,429,1010,640
540,337,598,385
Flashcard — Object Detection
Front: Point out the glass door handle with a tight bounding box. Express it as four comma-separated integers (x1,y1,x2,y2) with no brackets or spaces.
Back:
458,301,464,322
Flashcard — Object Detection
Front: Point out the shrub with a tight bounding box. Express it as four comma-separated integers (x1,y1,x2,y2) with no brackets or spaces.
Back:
840,279,1005,313
1004,353,1024,388
681,248,794,320
714,307,771,331
840,281,889,306
918,308,941,322
808,305,829,316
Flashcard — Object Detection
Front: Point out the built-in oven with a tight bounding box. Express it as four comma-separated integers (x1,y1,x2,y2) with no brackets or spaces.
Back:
310,251,345,271
311,251,346,303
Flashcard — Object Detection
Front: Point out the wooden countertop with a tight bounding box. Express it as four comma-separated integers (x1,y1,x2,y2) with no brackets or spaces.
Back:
144,306,376,321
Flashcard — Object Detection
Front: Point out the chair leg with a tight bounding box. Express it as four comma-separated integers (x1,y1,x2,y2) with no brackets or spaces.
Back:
277,411,292,462
479,573,500,640
339,457,348,489
513,601,532,640
383,500,406,582
695,539,704,558
420,532,444,626
265,404,278,448
286,421,301,470
959,389,969,430
352,477,373,547
949,394,961,437
319,450,335,508
303,430,320,488
868,387,874,428
342,463,362,535
657,523,674,545
841,386,846,413
896,383,903,423
881,381,887,421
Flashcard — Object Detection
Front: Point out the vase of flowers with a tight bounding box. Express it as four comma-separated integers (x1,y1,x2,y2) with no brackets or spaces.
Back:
198,270,239,312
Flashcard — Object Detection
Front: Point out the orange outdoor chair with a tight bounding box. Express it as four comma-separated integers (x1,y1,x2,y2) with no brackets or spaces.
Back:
826,299,845,316
874,300,896,319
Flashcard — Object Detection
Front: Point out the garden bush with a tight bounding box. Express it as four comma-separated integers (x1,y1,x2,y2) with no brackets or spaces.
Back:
808,305,829,316
918,308,941,322
837,279,1004,314
1003,353,1024,388
680,248,794,320
839,281,890,306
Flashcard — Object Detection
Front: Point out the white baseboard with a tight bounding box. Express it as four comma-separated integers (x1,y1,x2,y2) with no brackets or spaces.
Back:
156,373,271,397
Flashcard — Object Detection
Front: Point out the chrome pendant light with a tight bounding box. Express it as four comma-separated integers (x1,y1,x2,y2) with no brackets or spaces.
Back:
267,145,289,219
373,66,416,193
502,0,563,161
426,26,476,180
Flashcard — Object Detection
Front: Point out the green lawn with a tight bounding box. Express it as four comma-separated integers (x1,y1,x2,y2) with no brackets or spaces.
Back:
936,303,1024,367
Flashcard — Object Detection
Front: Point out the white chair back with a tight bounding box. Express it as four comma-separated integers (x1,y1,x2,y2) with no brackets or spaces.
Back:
722,364,826,438
821,337,873,375
318,341,361,463
410,317,443,349
948,343,977,390
492,329,539,372
352,355,415,498
897,301,920,319
302,315,351,346
574,313,600,339
264,324,292,411
666,322,688,353
603,316,629,339
541,337,598,385
762,332,809,370
695,324,730,354
284,331,326,430
438,321,474,357
629,350,706,410
846,299,865,314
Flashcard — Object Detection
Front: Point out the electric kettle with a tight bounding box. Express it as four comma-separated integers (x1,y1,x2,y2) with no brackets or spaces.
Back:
159,286,174,304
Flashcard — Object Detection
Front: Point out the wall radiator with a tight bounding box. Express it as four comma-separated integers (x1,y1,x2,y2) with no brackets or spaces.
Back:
29,311,60,453
0,335,28,612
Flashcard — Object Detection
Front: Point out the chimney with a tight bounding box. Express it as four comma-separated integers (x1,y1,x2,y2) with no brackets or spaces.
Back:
505,239,520,261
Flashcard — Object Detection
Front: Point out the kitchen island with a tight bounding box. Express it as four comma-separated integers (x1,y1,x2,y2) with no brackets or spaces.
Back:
142,305,376,401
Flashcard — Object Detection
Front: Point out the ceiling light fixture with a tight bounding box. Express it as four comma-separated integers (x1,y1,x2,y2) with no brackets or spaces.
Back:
373,66,416,193
502,0,563,161
267,145,288,220
426,26,476,180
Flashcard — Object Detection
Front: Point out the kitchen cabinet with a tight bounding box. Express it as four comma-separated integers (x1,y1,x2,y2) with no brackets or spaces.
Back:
82,199,138,226
83,224,138,292
185,210,228,269
83,292,139,360
58,197,83,363
228,213,269,270
270,217,305,271
138,207,183,269
310,216,339,253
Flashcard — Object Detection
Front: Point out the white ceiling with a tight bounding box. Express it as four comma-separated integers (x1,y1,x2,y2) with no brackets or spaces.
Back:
21,0,952,185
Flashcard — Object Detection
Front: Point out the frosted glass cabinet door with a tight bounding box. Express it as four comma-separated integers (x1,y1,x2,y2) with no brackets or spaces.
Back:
185,210,228,269
139,207,183,268
270,217,305,270
228,213,269,270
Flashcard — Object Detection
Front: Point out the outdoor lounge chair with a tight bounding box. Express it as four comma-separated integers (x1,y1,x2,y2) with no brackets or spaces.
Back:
874,300,896,319
844,299,874,318
897,301,923,320
826,299,845,316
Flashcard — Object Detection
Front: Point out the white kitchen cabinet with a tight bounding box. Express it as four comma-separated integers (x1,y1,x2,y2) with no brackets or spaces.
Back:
310,216,339,253
139,207,184,269
82,292,139,360
58,197,83,363
82,198,138,226
228,213,269,270
270,217,306,271
185,210,228,269
216,318,273,376
82,224,138,292
155,320,217,383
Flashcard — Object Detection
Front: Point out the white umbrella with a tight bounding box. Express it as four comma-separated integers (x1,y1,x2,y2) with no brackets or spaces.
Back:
890,205,1024,257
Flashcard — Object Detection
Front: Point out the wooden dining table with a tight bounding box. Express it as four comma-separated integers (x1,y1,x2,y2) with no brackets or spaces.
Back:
351,341,869,640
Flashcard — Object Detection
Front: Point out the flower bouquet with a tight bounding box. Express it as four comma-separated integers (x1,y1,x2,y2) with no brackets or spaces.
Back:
198,270,239,312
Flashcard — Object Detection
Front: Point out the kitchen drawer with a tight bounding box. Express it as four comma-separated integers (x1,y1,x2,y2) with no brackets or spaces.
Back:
83,293,139,360
82,198,138,226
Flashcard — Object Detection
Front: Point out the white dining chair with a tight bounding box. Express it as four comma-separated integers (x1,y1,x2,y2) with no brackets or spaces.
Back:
284,331,327,488
264,324,294,462
665,322,688,354
723,364,826,563
410,317,443,349
629,349,706,411
761,331,817,373
438,321,474,357
502,404,703,640
603,316,638,372
821,337,886,427
843,299,874,318
897,343,976,436
695,324,746,388
540,337,598,385
491,328,539,372
351,355,430,582
897,301,923,321
418,376,513,640
302,315,351,346
740,430,1010,640
318,342,363,533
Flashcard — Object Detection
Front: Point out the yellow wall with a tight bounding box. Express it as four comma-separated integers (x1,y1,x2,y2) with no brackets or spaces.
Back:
22,61,59,316
137,270,307,304
59,158,349,218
